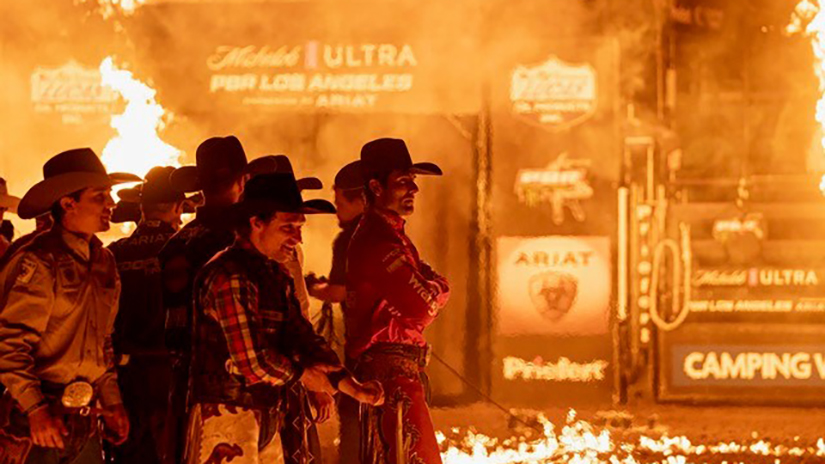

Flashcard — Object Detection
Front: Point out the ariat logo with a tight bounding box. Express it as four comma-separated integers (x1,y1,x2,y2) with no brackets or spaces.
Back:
515,250,593,267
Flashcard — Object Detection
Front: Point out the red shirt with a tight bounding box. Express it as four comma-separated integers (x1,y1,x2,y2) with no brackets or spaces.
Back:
345,208,450,359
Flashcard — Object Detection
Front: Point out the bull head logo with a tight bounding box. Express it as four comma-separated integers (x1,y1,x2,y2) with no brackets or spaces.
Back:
528,271,578,322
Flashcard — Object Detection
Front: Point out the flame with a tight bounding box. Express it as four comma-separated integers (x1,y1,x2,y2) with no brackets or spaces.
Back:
98,57,183,235
438,409,825,464
74,0,147,18
99,57,182,178
788,0,825,192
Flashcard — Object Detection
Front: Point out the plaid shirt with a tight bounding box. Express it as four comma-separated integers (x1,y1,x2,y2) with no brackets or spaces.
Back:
198,240,338,386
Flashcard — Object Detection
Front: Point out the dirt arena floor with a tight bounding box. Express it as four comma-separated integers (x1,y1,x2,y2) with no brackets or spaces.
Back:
317,402,825,463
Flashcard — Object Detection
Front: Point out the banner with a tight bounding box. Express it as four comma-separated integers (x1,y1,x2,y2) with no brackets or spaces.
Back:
658,323,825,404
133,1,480,115
497,236,612,336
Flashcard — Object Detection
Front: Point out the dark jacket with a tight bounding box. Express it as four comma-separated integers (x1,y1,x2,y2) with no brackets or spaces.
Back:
190,241,340,408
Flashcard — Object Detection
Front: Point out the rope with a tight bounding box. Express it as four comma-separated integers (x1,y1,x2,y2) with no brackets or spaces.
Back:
430,351,545,435
649,223,692,331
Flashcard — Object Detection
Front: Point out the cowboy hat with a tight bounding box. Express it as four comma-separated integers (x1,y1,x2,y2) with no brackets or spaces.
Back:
111,200,142,224
233,173,335,222
171,136,248,193
360,138,442,181
247,155,323,191
0,178,20,213
334,160,364,191
117,166,187,205
18,148,141,220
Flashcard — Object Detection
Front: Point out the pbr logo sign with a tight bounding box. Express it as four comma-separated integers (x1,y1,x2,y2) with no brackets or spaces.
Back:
514,153,593,224
497,236,611,336
30,61,117,124
509,56,598,130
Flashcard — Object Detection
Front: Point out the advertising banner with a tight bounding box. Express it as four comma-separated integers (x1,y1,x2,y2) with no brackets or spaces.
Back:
497,236,611,336
658,323,825,404
684,266,825,321
493,235,614,406
132,1,480,115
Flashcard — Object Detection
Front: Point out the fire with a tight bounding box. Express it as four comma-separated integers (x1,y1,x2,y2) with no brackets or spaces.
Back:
438,409,825,464
788,0,825,192
74,0,147,18
99,57,182,179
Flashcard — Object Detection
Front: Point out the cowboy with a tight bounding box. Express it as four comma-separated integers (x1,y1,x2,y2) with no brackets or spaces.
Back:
0,148,140,464
158,136,249,463
186,172,384,464
347,138,450,464
306,160,364,464
0,177,21,258
246,155,329,464
107,166,188,464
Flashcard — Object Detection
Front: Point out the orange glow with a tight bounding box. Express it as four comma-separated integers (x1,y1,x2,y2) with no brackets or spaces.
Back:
789,0,825,192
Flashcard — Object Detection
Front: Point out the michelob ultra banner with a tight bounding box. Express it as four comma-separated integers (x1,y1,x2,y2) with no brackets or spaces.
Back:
493,235,614,406
658,322,825,404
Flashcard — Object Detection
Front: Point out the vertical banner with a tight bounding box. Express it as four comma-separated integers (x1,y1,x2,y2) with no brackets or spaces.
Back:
493,236,614,406
489,34,621,406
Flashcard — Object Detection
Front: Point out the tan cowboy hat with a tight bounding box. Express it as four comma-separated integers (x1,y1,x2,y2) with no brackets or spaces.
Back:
18,148,141,219
0,178,20,213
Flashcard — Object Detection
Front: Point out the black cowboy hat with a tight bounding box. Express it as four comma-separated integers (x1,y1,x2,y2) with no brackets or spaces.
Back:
334,160,364,191
233,173,335,221
18,148,141,219
111,194,202,224
111,200,142,224
247,155,323,191
117,166,186,205
360,138,442,180
0,178,20,213
171,136,248,193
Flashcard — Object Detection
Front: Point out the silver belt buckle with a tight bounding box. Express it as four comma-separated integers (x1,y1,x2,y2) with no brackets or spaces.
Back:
62,381,94,414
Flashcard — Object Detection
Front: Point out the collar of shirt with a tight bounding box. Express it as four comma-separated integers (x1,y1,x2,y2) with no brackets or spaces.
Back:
341,214,362,233
371,207,406,232
58,226,101,263
233,237,272,266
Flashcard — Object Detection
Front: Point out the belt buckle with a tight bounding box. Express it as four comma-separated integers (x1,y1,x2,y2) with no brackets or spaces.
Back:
62,381,94,410
422,344,432,367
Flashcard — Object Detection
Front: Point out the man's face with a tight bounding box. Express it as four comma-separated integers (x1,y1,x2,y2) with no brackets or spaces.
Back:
252,211,306,261
61,187,115,235
373,169,418,217
334,188,365,225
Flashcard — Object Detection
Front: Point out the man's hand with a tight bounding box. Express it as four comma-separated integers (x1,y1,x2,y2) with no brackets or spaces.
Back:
28,405,68,449
307,281,329,299
102,404,130,445
300,364,339,395
308,392,335,424
339,377,384,407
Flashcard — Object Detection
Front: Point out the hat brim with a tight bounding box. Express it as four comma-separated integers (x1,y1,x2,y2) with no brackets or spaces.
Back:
233,198,336,219
111,201,142,224
411,162,442,176
297,177,323,191
117,187,142,203
18,172,142,219
299,199,336,214
0,194,20,213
